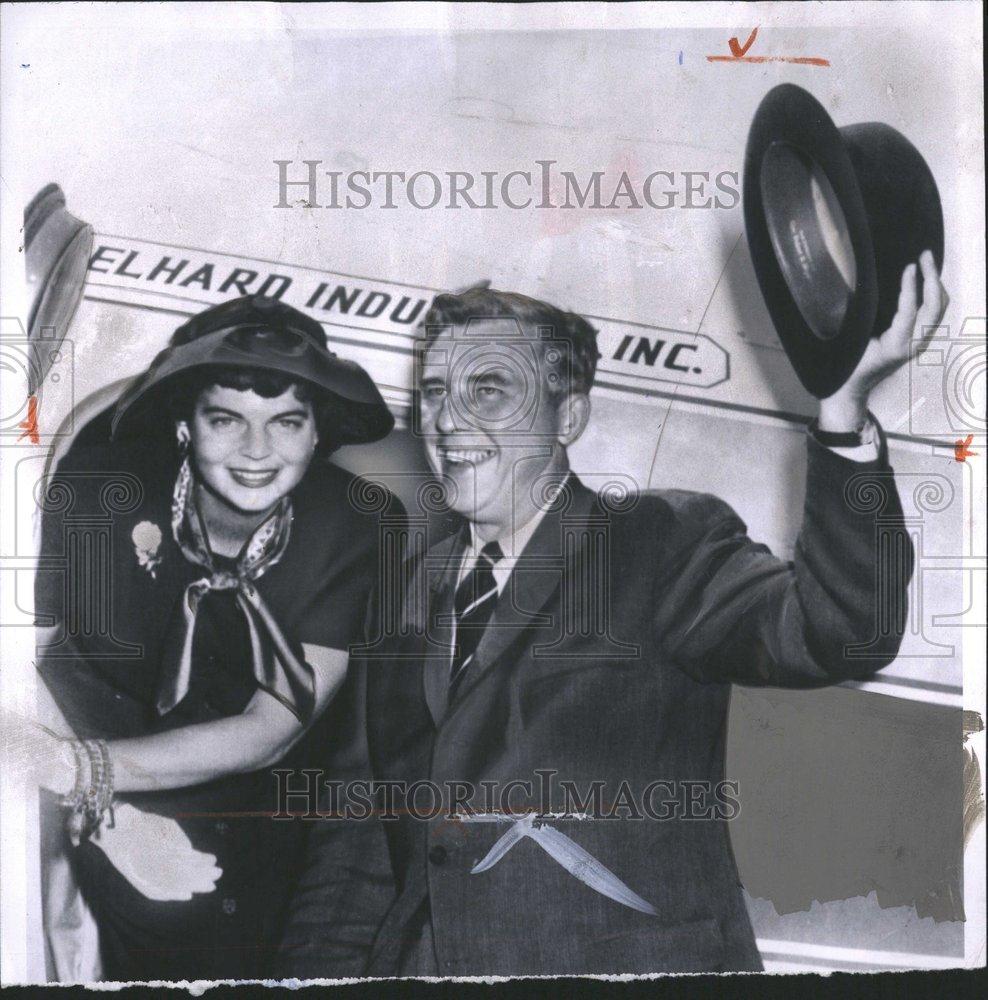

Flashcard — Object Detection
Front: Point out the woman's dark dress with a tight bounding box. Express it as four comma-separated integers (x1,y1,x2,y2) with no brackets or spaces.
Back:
35,440,391,980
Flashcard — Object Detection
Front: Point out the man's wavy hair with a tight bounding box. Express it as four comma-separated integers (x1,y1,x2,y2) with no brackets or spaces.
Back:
419,284,601,397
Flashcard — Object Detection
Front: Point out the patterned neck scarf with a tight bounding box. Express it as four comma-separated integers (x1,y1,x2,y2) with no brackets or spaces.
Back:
156,457,316,723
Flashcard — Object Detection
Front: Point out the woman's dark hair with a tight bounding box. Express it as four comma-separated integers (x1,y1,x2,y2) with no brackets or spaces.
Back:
165,365,342,455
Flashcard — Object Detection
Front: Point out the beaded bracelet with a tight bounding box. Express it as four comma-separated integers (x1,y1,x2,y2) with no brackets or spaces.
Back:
61,738,114,844
62,738,86,806
91,740,115,831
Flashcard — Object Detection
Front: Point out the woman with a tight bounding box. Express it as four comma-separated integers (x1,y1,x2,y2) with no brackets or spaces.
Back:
31,294,398,981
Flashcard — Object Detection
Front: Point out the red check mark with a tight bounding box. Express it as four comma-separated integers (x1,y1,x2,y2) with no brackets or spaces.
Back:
729,27,758,58
954,434,977,462
17,395,39,444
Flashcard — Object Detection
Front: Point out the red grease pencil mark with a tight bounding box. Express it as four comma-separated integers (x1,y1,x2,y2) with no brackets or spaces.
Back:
707,55,831,66
954,434,977,462
18,395,40,444
708,27,829,67
729,28,758,58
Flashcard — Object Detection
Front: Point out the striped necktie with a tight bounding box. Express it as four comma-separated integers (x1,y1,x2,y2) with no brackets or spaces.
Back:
449,540,504,698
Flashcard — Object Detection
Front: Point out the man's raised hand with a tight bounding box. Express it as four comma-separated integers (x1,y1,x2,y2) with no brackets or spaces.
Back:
819,250,949,431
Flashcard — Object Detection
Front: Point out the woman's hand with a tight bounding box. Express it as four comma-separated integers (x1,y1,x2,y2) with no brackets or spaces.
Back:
90,803,222,901
819,250,949,431
4,708,221,899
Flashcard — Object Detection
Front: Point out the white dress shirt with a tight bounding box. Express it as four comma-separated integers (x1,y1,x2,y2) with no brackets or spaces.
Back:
456,496,555,595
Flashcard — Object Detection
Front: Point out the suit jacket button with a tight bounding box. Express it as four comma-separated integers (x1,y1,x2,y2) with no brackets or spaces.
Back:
222,898,237,915
428,845,448,866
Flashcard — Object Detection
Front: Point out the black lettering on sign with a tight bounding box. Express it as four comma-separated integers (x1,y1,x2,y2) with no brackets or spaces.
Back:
628,337,665,366
613,334,633,361
179,264,215,290
391,296,426,325
613,335,703,376
257,274,291,299
219,268,258,295
356,291,390,319
146,257,189,284
318,285,361,314
305,282,327,308
665,343,700,374
305,285,427,325
88,246,124,273
115,250,143,279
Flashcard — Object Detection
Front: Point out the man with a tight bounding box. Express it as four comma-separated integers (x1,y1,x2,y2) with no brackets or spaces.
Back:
280,253,946,976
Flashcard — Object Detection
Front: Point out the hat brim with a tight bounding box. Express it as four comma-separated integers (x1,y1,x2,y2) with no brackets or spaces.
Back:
111,326,395,447
743,84,878,399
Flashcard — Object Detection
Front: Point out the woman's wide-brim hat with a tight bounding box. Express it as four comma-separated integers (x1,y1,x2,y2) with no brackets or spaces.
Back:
112,294,394,446
743,83,944,398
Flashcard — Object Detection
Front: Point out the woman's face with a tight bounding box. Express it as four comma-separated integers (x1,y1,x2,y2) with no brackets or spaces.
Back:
180,383,318,514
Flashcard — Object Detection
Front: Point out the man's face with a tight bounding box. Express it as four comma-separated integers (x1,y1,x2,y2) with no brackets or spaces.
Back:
183,383,318,515
419,320,570,534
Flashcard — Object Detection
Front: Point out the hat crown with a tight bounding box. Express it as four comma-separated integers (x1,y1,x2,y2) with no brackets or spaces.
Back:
743,83,944,398
170,294,328,350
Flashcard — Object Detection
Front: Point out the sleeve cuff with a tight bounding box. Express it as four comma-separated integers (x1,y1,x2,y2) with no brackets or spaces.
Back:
808,414,883,464
823,417,881,463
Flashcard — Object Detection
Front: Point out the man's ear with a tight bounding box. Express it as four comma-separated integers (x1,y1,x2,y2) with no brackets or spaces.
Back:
556,392,591,446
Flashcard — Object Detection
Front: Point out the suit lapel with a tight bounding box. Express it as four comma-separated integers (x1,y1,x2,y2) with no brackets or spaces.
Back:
367,525,463,739
446,476,596,714
421,525,467,725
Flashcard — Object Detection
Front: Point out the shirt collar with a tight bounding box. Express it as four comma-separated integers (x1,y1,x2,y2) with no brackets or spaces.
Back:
464,470,572,564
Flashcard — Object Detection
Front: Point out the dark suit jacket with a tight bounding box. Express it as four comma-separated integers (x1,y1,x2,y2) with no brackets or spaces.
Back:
279,431,913,977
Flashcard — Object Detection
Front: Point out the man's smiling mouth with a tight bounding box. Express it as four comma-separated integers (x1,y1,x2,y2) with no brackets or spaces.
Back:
229,468,279,488
438,446,496,466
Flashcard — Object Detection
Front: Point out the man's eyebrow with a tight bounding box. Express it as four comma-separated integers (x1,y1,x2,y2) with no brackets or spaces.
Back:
468,368,511,385
420,374,447,387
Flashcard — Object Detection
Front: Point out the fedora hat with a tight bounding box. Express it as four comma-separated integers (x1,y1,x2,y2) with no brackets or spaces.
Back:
25,184,93,394
743,83,944,398
112,294,394,448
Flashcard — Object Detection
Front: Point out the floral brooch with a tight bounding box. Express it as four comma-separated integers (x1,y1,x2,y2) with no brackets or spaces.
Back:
131,521,163,578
